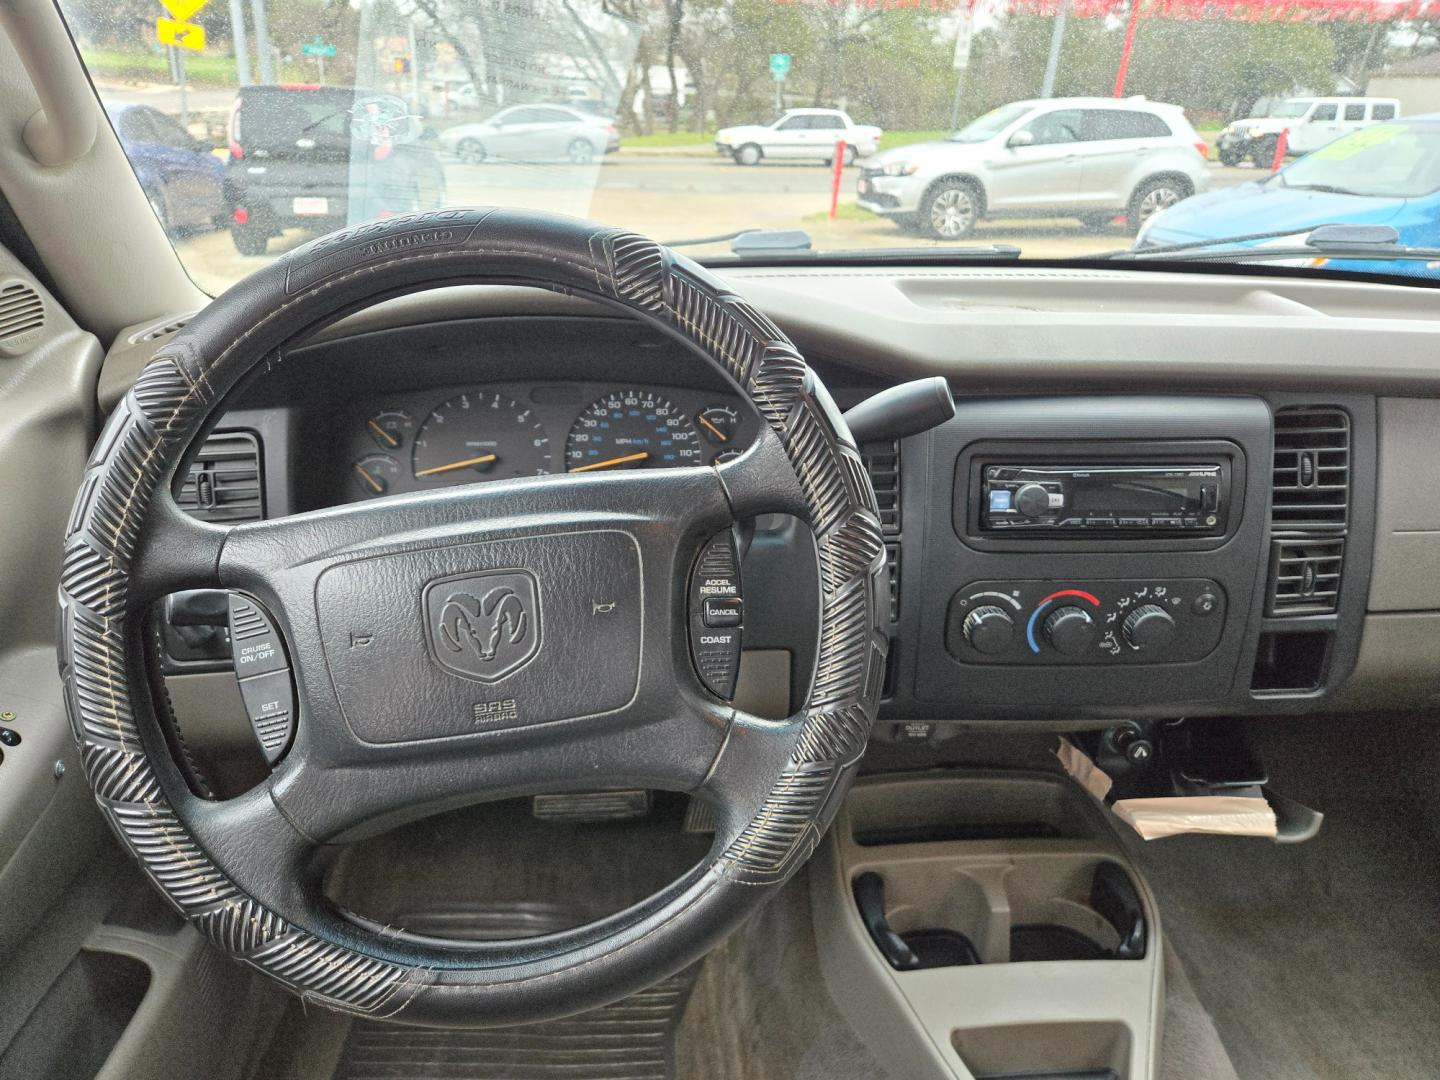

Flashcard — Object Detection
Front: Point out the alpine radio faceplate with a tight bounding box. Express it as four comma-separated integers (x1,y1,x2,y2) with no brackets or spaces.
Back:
976,460,1229,536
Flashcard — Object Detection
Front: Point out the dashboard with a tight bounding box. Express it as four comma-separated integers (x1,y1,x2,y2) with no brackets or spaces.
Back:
94,269,1440,735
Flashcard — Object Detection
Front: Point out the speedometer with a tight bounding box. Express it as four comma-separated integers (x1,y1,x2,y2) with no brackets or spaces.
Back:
565,390,703,472
412,391,552,483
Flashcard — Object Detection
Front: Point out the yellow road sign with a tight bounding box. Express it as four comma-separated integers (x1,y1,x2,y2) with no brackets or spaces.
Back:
160,0,209,21
157,16,206,51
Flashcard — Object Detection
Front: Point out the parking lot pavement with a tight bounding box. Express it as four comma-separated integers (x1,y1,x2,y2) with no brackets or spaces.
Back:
173,157,1260,293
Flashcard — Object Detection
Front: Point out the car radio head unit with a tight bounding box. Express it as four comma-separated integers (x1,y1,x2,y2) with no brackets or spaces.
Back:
979,461,1226,534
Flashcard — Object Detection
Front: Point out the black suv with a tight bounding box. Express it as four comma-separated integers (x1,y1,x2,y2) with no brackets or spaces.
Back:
225,85,446,255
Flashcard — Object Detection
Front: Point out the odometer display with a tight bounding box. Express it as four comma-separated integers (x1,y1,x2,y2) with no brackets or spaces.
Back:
566,390,703,472
411,392,552,482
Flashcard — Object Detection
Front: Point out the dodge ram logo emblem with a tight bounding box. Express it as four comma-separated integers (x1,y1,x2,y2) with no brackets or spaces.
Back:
423,570,540,682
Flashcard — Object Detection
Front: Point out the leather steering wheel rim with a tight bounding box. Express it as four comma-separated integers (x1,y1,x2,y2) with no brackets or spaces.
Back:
58,209,887,1027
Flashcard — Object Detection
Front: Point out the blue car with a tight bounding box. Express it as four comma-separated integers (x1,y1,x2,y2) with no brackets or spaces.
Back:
107,103,227,234
1137,114,1440,277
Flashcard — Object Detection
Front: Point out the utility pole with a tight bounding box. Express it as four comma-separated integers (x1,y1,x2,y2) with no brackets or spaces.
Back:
1041,0,1067,98
249,0,275,82
228,0,252,86
949,11,973,130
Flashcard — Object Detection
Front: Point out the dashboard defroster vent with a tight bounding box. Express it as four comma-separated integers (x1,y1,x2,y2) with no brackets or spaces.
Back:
1266,406,1349,618
131,311,197,343
177,431,263,523
1270,407,1349,530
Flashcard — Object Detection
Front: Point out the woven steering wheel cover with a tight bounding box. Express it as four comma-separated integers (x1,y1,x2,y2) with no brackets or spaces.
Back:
57,208,887,1018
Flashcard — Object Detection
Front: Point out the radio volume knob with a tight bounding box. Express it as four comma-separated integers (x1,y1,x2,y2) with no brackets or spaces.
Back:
1014,483,1052,519
1043,606,1097,655
1122,604,1177,650
962,605,1015,655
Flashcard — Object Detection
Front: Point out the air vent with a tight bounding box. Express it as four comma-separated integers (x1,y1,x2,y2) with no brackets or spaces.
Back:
0,281,45,354
1271,407,1349,530
176,431,263,523
131,311,196,343
862,440,901,535
1268,538,1344,616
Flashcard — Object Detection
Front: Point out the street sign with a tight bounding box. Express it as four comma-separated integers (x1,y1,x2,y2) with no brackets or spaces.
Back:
769,53,791,81
159,0,208,22
302,37,337,57
157,17,205,51
952,14,974,71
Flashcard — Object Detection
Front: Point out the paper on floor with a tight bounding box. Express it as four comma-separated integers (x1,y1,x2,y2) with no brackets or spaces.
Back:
1111,796,1278,841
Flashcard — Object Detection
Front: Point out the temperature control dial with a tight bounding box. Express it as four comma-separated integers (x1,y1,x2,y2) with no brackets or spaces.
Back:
1043,606,1097,656
962,605,1015,655
1122,604,1177,650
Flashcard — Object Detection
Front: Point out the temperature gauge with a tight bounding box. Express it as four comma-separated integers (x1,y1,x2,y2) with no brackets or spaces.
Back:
696,405,739,446
712,448,744,465
366,409,414,451
352,454,399,499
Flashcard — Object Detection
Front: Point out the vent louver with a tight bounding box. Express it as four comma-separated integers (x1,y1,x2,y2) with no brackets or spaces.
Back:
0,281,44,354
861,440,901,623
1271,407,1349,530
1267,407,1349,617
177,432,263,523
132,312,196,343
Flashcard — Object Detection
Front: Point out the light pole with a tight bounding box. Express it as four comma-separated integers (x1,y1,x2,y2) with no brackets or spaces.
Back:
228,0,252,86
1040,0,1067,98
249,0,275,83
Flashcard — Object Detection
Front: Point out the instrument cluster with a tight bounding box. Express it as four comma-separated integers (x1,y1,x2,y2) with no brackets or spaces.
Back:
341,382,756,503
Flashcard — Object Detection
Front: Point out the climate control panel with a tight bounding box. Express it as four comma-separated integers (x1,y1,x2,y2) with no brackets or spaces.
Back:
945,579,1226,665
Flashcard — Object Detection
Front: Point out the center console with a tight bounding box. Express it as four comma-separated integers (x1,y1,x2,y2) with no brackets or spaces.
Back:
811,771,1164,1080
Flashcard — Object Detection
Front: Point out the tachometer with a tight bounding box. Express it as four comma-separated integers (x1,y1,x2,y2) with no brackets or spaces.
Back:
565,390,703,472
412,392,552,482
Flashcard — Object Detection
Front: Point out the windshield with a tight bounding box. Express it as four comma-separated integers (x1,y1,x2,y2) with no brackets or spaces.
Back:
1272,123,1440,199
949,103,1033,143
1269,100,1314,119
54,0,1440,291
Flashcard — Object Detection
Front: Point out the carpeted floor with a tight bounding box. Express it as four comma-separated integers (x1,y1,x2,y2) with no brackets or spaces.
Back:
1122,712,1440,1080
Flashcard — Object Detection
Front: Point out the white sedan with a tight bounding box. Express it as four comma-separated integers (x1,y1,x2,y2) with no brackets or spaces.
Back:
715,108,882,166
439,104,620,165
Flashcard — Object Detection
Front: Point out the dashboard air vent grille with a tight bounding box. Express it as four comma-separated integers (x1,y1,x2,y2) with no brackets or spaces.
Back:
133,312,196,343
177,431,263,523
883,542,901,622
862,440,901,535
1268,538,1345,616
1271,407,1349,530
0,281,44,351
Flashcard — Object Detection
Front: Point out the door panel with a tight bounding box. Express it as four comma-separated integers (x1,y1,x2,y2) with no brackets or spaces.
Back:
987,109,1083,210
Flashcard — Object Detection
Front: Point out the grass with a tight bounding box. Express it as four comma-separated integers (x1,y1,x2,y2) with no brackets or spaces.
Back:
801,200,880,224
82,46,306,88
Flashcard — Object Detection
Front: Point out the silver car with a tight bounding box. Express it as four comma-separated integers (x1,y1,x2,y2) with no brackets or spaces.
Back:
439,104,620,165
858,97,1211,240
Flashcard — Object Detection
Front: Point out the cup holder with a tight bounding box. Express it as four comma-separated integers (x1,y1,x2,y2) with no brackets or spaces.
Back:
853,857,1146,970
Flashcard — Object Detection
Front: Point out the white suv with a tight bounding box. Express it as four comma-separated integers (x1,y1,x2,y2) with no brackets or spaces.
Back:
858,97,1210,240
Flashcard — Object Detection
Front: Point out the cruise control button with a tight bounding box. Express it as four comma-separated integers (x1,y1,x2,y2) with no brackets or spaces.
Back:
703,596,743,628
238,669,295,765
228,595,289,678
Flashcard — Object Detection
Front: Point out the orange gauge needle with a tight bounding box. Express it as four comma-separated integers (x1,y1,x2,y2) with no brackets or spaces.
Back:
414,453,498,478
569,451,649,473
367,419,399,448
697,414,728,442
353,464,384,493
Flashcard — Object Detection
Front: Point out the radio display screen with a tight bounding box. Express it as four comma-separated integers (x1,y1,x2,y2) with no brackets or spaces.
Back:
1071,479,1193,514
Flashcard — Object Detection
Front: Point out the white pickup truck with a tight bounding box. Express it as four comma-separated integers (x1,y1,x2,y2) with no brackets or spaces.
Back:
715,109,883,166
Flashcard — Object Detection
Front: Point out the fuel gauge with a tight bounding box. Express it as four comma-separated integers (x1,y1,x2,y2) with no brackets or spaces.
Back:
697,405,739,446
366,409,414,451
353,454,399,499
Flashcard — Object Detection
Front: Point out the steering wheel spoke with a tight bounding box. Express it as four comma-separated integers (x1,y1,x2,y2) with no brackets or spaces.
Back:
125,491,229,607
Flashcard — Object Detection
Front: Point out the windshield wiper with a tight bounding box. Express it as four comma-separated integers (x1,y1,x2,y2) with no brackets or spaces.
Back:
1282,183,1367,196
1114,224,1440,265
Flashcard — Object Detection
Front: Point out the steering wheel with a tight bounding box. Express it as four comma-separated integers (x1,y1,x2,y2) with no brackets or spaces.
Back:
57,209,886,1027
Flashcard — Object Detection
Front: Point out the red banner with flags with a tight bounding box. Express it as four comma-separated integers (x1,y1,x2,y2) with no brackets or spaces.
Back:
771,0,1439,19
